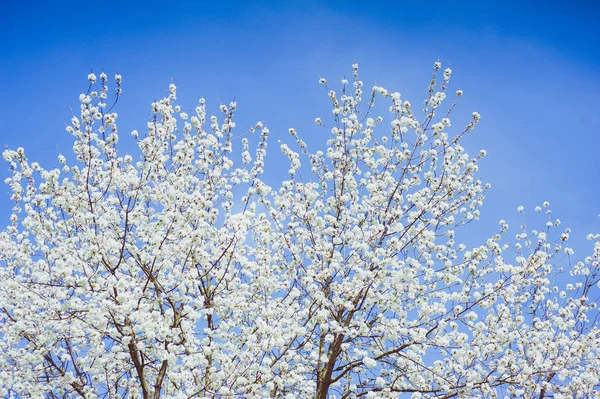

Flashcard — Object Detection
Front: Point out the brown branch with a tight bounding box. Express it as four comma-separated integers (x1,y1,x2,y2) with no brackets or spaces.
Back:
153,358,169,399
128,341,150,399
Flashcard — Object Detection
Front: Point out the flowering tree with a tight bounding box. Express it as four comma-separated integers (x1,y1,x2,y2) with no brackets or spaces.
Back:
1,63,599,399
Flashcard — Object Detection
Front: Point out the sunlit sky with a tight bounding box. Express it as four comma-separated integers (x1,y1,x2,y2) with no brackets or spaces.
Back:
1,0,599,252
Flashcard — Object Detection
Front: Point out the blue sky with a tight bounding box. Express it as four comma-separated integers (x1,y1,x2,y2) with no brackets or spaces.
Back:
1,0,599,252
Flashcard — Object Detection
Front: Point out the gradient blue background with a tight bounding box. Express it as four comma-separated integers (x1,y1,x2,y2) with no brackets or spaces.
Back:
1,0,599,252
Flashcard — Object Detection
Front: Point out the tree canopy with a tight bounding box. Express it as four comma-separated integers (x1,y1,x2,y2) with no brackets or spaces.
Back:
1,63,598,399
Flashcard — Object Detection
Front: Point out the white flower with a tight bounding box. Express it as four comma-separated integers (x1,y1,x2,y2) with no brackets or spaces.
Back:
363,356,377,368
444,67,452,80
